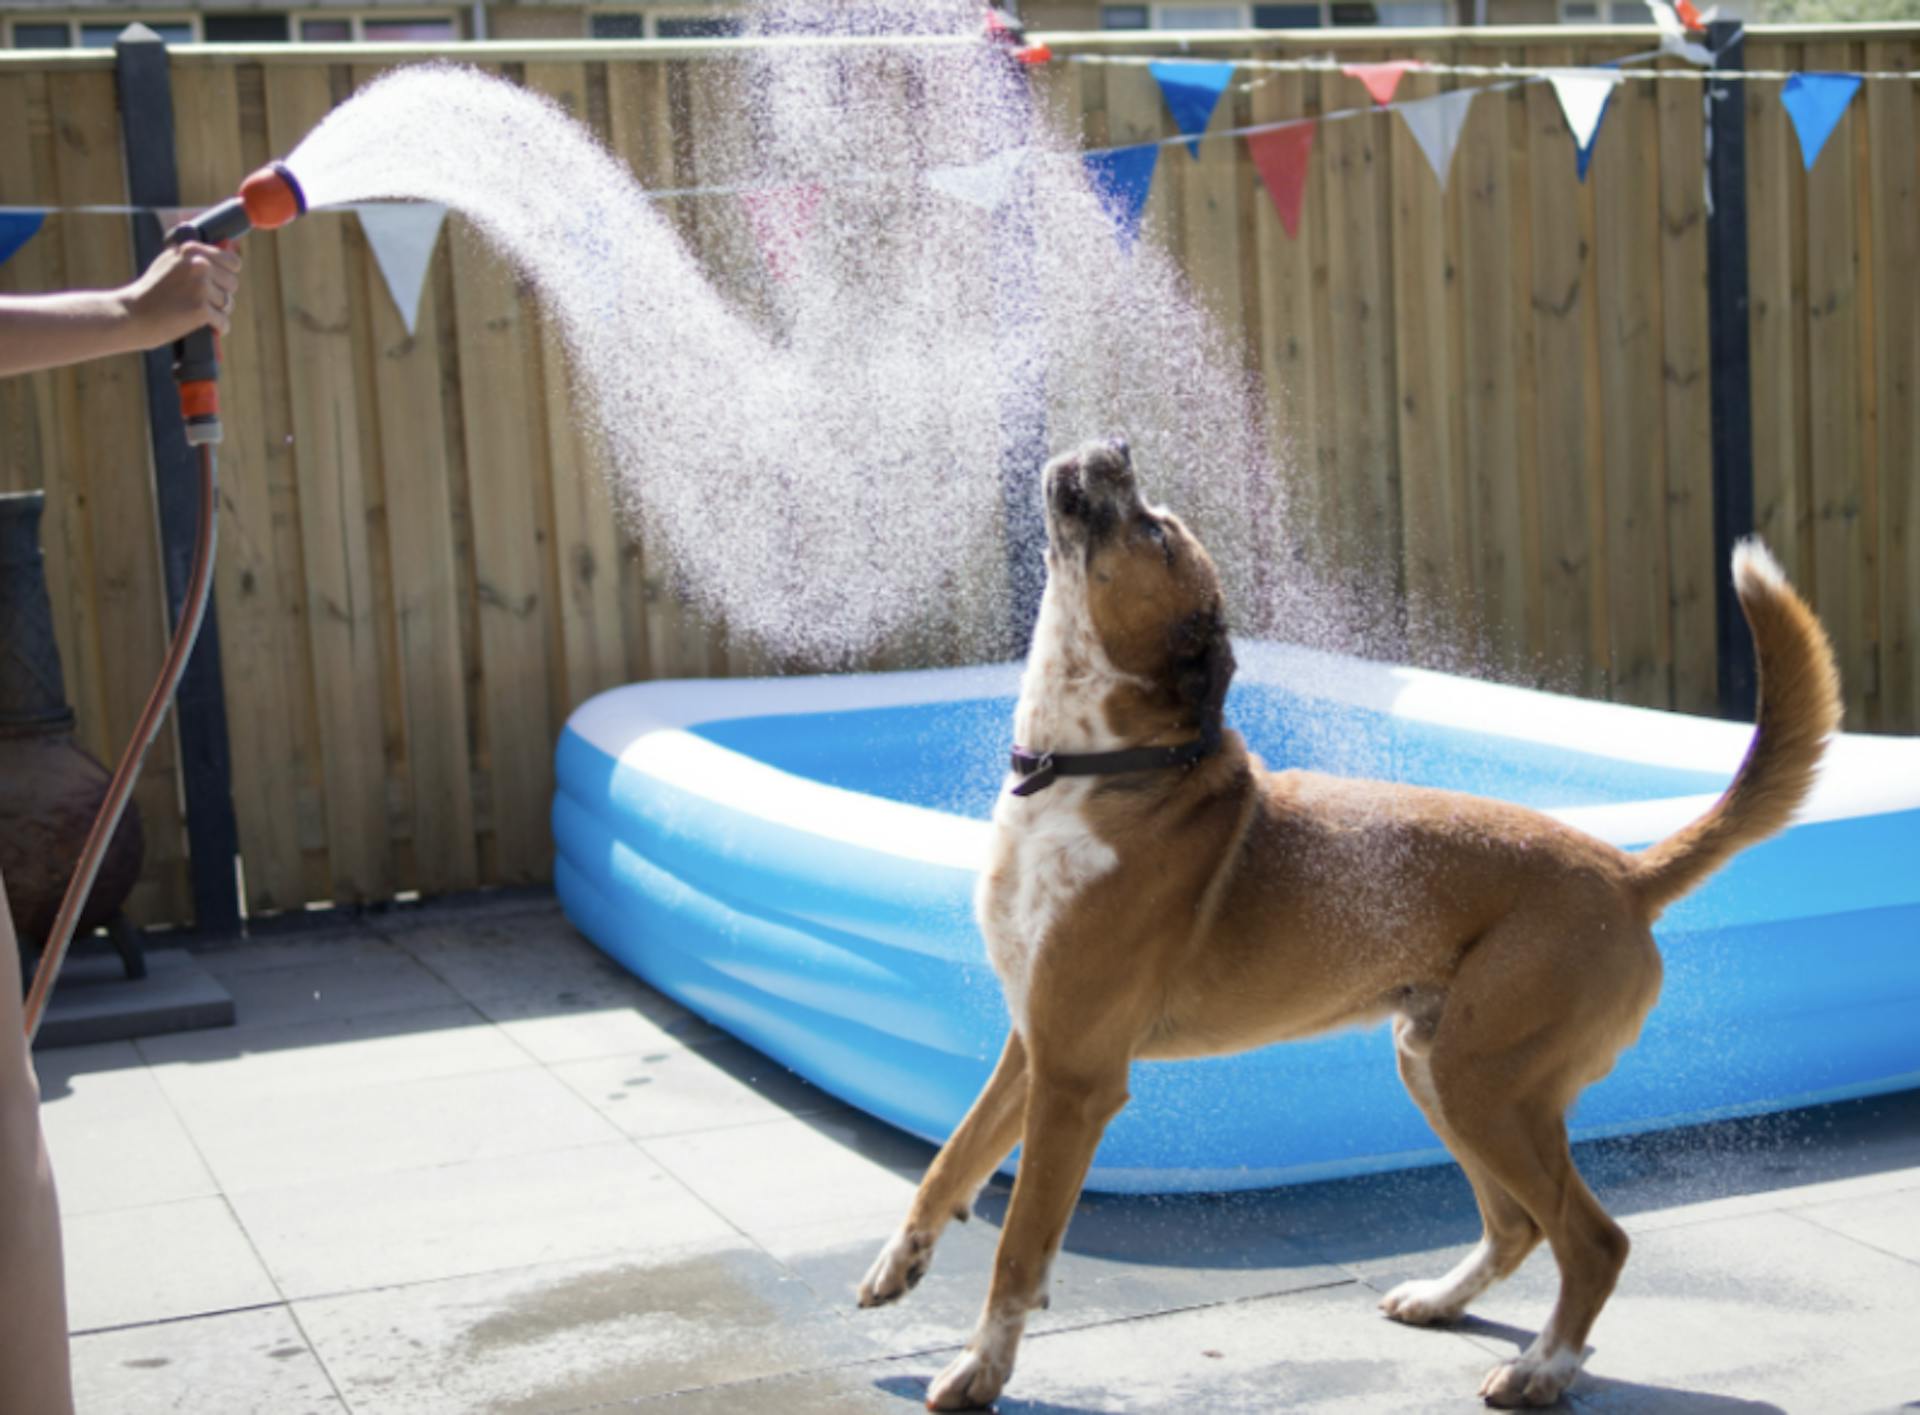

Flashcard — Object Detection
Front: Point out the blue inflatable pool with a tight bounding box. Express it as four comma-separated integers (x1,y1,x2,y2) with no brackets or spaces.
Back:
552,643,1920,1193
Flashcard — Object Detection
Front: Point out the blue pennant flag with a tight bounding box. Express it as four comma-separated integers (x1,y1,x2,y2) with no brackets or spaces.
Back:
1781,72,1863,171
0,211,45,268
1083,144,1159,250
1148,59,1236,159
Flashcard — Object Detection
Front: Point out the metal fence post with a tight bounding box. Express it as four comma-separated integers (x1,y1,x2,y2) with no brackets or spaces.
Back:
114,23,243,935
1706,19,1758,722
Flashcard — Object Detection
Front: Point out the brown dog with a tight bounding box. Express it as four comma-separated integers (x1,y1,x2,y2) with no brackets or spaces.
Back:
856,438,1842,1409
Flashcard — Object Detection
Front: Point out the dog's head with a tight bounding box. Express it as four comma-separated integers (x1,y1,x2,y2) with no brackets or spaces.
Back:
1041,437,1235,737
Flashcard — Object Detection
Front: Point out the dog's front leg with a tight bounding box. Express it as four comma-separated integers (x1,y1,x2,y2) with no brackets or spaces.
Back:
925,1062,1129,1411
860,1031,1029,1308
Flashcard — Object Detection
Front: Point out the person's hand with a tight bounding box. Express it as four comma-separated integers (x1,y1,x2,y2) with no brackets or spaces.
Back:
118,242,243,346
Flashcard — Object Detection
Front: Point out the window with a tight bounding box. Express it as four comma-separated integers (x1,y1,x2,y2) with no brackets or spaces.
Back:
1253,3,1322,23
1374,0,1448,21
79,20,194,45
204,13,290,41
298,17,352,39
361,15,457,40
655,15,740,36
1101,3,1152,22
11,22,72,46
590,12,647,37
1155,3,1244,23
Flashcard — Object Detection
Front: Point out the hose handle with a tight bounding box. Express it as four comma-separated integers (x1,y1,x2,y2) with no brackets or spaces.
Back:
163,221,235,447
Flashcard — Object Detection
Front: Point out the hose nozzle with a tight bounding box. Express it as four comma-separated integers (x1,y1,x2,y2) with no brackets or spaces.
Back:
171,160,307,246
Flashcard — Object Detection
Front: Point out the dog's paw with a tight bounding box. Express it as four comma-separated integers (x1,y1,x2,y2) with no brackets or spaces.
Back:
925,1347,1011,1411
1378,1277,1468,1326
857,1225,933,1308
1478,1349,1583,1408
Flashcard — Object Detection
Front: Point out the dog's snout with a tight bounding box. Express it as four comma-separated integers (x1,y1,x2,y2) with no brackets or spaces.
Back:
1108,436,1130,465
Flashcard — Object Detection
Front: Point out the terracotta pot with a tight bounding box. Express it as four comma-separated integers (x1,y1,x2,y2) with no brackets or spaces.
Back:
0,491,143,954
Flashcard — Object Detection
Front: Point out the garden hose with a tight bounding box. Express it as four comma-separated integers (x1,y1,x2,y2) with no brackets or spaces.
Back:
20,161,305,1042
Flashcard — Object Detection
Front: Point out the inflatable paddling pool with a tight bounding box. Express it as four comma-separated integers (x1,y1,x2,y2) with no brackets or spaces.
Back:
552,643,1920,1192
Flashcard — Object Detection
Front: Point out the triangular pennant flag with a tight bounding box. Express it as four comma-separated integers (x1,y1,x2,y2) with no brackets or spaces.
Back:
1781,73,1863,171
740,184,825,282
1549,70,1623,182
1397,89,1477,191
1149,59,1236,159
1083,144,1160,250
353,201,447,336
926,147,1028,211
1342,60,1425,107
1247,122,1316,240
0,211,45,268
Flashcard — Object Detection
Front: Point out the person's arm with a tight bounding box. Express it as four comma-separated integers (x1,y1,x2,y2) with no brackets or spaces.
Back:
0,241,242,379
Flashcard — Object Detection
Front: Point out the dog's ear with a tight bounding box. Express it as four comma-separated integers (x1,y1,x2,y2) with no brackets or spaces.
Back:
1170,605,1235,727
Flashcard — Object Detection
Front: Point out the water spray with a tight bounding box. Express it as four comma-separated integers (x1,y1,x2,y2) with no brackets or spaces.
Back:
20,160,306,1043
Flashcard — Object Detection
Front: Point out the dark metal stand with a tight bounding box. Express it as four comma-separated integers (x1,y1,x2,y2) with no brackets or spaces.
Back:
114,24,242,934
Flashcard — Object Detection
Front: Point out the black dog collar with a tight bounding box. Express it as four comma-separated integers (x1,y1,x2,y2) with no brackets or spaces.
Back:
1009,724,1221,798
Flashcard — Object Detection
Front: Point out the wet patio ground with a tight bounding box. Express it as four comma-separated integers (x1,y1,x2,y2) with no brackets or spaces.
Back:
37,895,1920,1413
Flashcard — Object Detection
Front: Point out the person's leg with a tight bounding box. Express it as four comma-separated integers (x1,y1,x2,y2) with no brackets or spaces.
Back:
0,872,76,1415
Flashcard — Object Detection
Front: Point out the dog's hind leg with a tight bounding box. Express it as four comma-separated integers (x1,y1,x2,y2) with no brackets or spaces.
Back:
925,1057,1130,1412
1422,1026,1633,1408
1379,1026,1542,1327
859,1031,1029,1310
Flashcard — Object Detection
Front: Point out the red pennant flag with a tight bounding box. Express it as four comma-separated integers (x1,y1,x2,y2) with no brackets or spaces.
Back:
1247,122,1316,240
1342,60,1426,107
741,184,825,283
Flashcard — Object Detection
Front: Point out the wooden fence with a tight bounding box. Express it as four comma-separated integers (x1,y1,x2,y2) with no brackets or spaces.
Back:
0,27,1913,926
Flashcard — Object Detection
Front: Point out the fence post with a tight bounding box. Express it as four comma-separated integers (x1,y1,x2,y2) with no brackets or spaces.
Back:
1705,19,1757,722
114,24,243,935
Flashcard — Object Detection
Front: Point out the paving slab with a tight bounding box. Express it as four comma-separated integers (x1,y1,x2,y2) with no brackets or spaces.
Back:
294,1240,876,1415
69,1304,345,1415
62,1194,280,1332
33,947,234,1048
550,1037,844,1140
228,1141,738,1298
1359,1207,1920,1410
136,1001,527,1105
642,1111,935,1244
171,1061,624,1194
615,1283,1500,1415
33,1040,219,1216
210,947,465,1032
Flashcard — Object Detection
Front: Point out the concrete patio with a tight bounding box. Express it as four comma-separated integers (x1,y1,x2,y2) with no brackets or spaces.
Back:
35,895,1920,1413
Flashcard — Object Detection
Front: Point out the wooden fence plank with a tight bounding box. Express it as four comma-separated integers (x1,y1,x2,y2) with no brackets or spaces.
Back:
446,193,558,886
523,60,646,714
1524,46,1604,694
266,63,391,903
171,60,315,914
1867,40,1916,730
47,67,190,924
342,86,478,893
1388,59,1463,662
1321,71,1400,613
1656,62,1717,717
1593,63,1669,708
1803,40,1874,729
1456,71,1533,679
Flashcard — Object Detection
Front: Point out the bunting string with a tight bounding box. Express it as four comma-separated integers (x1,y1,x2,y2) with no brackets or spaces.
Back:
1069,51,1920,85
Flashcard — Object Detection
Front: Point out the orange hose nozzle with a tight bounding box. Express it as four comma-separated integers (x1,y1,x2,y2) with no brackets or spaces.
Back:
239,160,307,231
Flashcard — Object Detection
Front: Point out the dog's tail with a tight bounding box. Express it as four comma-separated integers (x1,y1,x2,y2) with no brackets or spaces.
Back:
1631,539,1842,920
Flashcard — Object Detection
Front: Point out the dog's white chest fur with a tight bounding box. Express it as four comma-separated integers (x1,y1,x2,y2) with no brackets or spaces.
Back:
974,567,1136,1034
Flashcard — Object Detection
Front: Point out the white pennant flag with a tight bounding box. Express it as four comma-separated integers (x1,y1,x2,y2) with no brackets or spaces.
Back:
926,147,1028,211
1549,70,1624,158
353,201,447,336
1398,90,1478,191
